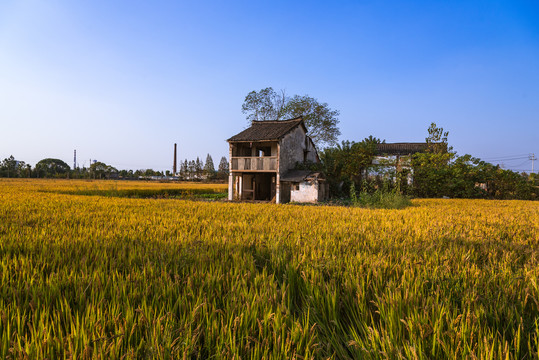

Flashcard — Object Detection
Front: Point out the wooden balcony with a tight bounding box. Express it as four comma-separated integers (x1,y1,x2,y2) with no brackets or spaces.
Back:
231,157,277,172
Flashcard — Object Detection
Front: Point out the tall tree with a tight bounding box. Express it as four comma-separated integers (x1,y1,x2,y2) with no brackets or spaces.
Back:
35,158,70,178
217,156,229,180
425,122,453,155
412,123,454,197
188,160,196,179
242,88,287,121
89,162,117,179
180,160,188,178
1,156,13,177
204,154,215,175
241,87,340,148
283,94,341,148
195,157,203,178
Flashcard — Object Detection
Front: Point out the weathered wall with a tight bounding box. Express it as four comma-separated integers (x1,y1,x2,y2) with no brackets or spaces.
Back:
280,182,291,203
279,126,304,173
305,138,318,163
290,181,319,203
279,127,318,173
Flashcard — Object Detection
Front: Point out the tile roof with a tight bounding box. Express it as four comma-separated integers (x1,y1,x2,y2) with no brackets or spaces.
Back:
280,170,324,182
376,142,427,155
228,117,305,142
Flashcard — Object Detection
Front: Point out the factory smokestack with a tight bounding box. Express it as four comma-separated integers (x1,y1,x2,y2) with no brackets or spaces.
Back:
173,143,177,174
74,150,77,170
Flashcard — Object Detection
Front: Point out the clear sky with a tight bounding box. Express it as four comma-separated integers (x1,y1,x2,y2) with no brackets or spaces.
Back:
1,0,538,172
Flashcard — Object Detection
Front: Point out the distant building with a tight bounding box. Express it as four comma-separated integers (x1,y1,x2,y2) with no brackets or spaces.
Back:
227,117,328,203
372,142,427,183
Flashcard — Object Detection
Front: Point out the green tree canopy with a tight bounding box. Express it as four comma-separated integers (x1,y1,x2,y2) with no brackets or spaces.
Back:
204,154,215,175
242,87,341,148
89,162,118,179
35,158,70,178
0,155,28,178
217,156,229,180
318,137,382,195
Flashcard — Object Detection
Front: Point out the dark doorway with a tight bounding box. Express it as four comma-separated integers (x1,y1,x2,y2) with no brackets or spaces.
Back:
254,173,275,201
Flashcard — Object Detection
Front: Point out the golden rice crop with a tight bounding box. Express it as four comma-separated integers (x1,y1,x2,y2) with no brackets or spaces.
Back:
0,179,538,359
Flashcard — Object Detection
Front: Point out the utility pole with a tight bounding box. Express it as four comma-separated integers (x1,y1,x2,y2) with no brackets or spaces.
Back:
530,153,537,173
173,143,177,175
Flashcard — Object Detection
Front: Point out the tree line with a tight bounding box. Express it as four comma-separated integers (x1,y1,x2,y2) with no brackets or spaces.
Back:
241,88,538,201
0,154,229,181
309,123,538,200
178,155,229,180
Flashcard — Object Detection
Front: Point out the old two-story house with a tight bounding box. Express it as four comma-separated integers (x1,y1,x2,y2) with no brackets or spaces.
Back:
227,117,328,203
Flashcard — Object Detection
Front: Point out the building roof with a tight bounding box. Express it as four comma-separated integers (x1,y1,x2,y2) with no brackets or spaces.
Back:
280,170,325,182
376,142,427,156
227,117,305,142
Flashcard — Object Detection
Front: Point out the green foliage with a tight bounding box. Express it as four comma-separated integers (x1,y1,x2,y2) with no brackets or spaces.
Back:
320,138,381,196
348,179,412,209
411,124,538,200
242,87,287,121
0,156,17,178
0,155,30,178
411,123,455,197
89,161,118,179
349,181,358,204
35,158,71,178
283,94,341,148
203,154,215,176
425,122,453,154
356,190,412,209
216,156,229,180
413,152,538,200
411,152,453,197
241,87,341,148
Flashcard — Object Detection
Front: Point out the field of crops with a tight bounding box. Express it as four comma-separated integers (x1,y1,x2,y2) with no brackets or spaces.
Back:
1,179,538,359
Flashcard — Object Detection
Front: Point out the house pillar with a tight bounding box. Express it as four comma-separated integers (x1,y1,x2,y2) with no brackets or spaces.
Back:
228,143,234,201
276,143,280,204
239,175,243,200
228,173,233,201
275,174,280,204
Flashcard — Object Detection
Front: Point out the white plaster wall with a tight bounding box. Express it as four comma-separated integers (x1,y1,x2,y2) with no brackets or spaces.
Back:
290,181,319,203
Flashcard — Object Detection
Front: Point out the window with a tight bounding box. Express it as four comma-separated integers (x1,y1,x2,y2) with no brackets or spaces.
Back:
257,147,271,157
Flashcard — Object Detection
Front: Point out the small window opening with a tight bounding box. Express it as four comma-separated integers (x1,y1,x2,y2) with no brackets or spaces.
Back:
258,147,271,157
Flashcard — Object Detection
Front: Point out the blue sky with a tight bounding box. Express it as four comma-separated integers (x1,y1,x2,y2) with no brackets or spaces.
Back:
1,0,538,172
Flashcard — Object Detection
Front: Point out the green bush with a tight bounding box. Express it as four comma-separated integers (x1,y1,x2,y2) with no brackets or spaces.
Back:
350,183,412,209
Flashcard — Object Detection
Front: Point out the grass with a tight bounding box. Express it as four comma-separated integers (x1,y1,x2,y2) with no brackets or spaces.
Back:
1,179,538,359
39,180,228,200
353,190,413,209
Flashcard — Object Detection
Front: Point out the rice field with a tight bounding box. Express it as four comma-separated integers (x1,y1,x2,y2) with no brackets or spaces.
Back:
1,179,538,359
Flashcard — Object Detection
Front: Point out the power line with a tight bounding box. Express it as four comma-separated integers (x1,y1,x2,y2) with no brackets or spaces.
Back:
508,160,531,168
481,154,529,160
485,156,529,162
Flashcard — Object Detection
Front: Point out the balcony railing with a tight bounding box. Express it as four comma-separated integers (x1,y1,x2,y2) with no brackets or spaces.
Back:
231,157,277,171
